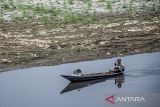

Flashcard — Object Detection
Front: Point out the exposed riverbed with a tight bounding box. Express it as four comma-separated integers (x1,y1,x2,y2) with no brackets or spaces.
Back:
0,13,160,72
0,0,160,72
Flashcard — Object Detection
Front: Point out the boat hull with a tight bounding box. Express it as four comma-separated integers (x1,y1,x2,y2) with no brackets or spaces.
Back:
61,71,123,82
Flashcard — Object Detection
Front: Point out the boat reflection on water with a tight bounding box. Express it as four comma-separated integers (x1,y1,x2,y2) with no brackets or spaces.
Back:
60,74,125,94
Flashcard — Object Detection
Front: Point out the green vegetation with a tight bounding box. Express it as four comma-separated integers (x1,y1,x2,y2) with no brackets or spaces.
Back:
83,0,92,8
148,2,160,13
67,0,74,5
0,0,160,25
106,1,112,10
42,16,50,25
5,1,98,25
63,12,82,23
110,0,119,4
1,3,10,10
126,0,133,15
141,3,146,12
9,3,97,25
18,4,61,16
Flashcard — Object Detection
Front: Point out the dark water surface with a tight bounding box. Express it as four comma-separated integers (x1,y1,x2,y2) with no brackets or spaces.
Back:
0,52,160,107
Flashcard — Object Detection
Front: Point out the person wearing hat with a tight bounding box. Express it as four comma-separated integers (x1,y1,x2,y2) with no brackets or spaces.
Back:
114,58,125,72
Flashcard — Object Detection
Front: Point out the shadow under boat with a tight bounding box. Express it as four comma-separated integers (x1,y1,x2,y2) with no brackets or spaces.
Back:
60,74,125,94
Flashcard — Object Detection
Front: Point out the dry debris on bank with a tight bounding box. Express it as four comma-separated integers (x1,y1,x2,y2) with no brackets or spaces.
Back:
0,0,160,72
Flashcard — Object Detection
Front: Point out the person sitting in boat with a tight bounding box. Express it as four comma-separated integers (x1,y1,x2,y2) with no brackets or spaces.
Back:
114,58,125,72
72,69,82,76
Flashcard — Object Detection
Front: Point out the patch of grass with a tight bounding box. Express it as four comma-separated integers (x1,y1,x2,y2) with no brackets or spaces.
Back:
89,11,97,23
42,16,50,25
1,1,98,25
12,16,23,23
13,3,97,25
140,3,146,12
97,0,106,2
21,9,33,20
149,2,160,13
110,0,119,4
1,3,10,10
32,4,61,16
62,10,97,24
18,4,61,18
19,4,61,15
63,12,82,23
83,0,92,8
67,0,74,5
18,4,31,10
0,15,3,23
125,0,133,15
106,1,112,10
1,0,16,10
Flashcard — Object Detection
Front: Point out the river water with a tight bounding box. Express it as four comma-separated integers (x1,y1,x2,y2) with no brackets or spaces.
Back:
0,52,160,107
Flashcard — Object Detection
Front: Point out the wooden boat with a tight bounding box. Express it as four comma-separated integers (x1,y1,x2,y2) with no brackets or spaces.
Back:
60,70,124,82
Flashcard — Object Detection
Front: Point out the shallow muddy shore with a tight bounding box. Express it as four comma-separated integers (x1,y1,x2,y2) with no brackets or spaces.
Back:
0,12,160,72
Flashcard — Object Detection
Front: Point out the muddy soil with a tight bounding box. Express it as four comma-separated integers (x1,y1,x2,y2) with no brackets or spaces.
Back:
0,13,160,72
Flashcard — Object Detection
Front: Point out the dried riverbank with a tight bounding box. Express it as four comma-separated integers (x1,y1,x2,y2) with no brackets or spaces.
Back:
0,11,160,72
